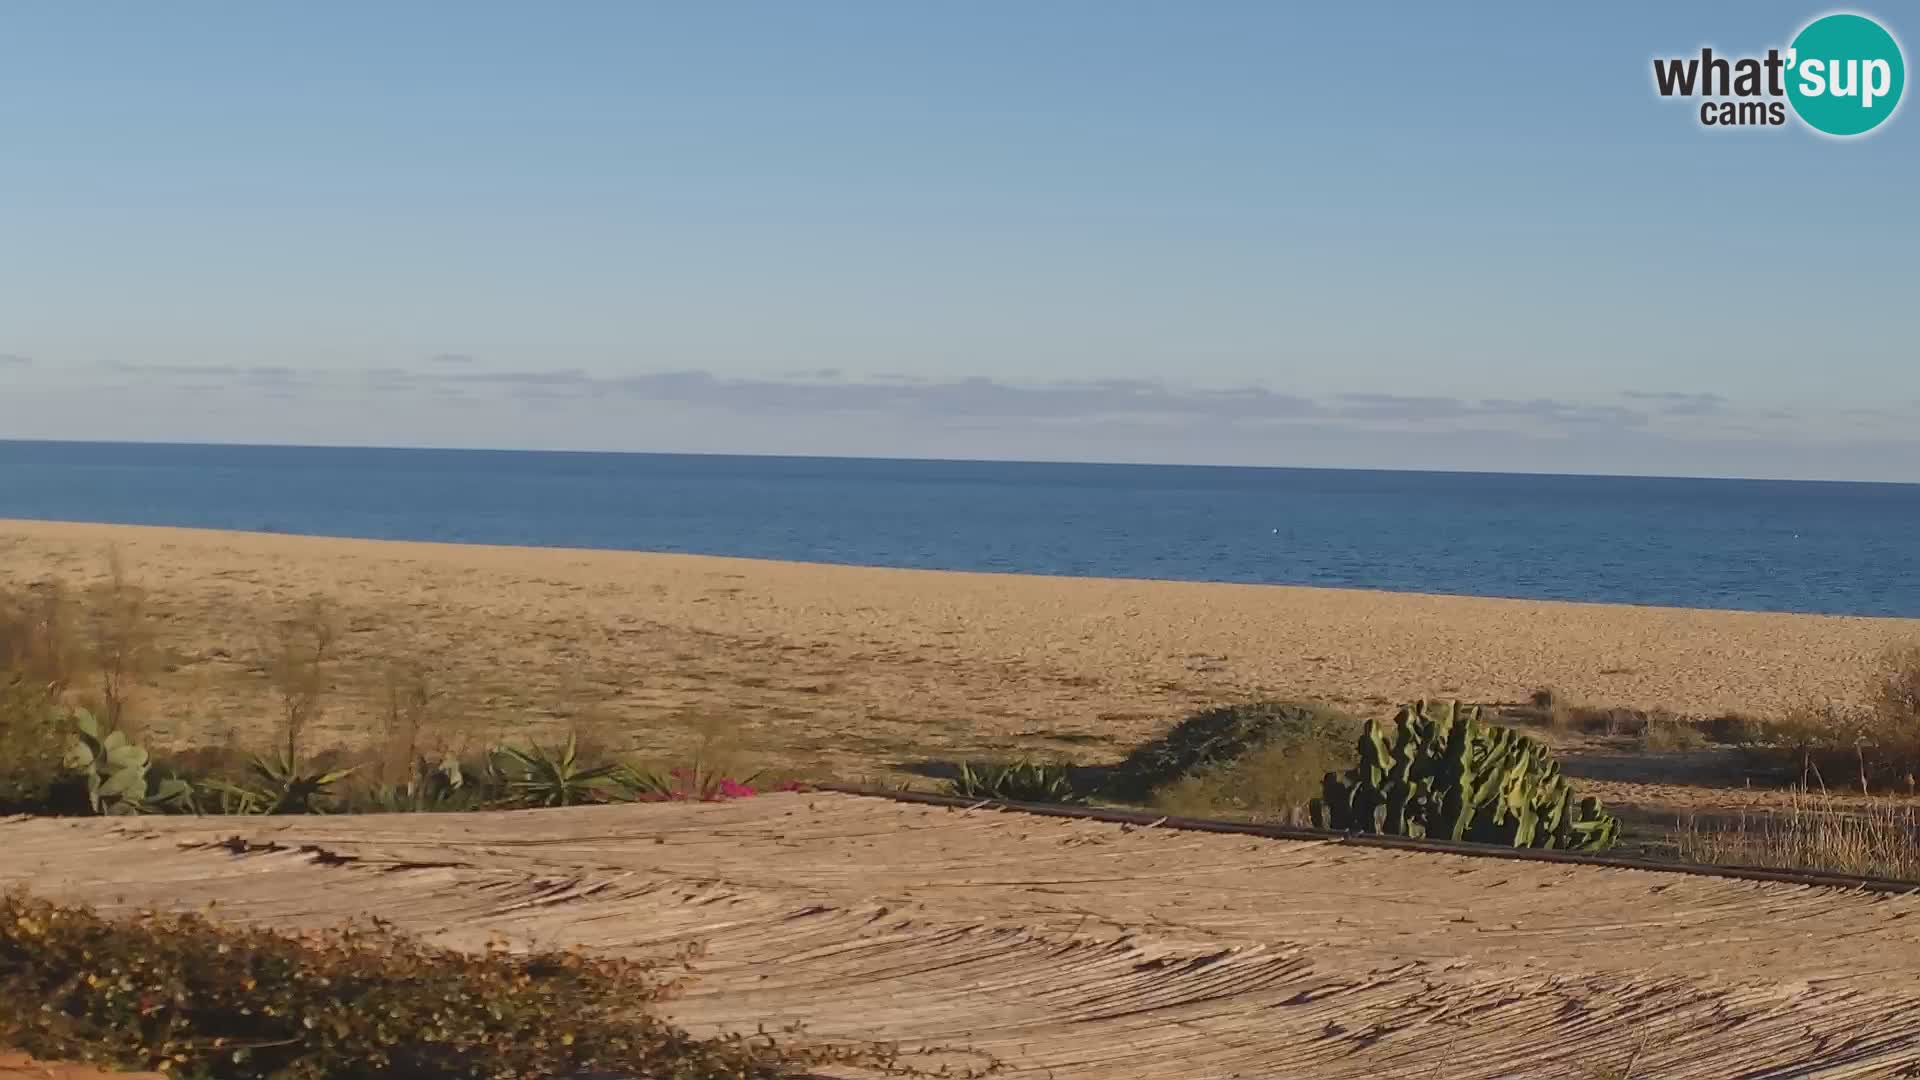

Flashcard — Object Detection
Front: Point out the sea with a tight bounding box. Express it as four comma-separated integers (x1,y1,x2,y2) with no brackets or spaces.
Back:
1,440,1916,618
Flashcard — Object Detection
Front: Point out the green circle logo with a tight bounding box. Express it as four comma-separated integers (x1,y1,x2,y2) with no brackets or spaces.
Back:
1786,13,1905,136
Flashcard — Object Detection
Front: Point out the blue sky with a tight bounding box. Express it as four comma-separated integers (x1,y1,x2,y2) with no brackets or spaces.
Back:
1,2,1914,479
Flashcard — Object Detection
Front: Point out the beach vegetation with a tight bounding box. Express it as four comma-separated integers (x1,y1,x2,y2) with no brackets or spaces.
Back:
266,596,340,769
0,889,939,1080
81,550,156,734
1721,645,1920,795
491,734,624,807
1113,702,1356,799
63,708,192,815
1312,701,1620,851
194,750,359,815
1528,687,1577,731
943,758,1087,804
0,678,68,813
1122,702,1357,823
1672,787,1920,880
1638,712,1708,753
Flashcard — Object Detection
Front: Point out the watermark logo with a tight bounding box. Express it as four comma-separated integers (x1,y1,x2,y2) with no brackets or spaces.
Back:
1652,11,1905,136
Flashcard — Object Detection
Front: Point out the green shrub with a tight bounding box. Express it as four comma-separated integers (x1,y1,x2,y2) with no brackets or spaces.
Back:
1111,702,1357,802
1312,700,1619,851
0,889,922,1080
943,758,1085,804
63,709,191,815
1148,736,1353,825
493,734,623,807
0,679,70,813
196,751,359,815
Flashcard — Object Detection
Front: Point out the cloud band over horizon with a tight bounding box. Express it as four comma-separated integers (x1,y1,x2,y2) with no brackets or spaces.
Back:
3,356,1915,483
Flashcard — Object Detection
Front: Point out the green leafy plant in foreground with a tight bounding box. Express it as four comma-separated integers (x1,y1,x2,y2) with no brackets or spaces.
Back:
944,758,1086,804
1312,700,1620,851
492,734,622,807
63,709,190,816
0,889,937,1080
353,752,481,813
196,751,358,815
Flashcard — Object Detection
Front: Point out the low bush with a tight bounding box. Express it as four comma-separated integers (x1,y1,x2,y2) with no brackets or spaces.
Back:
0,890,927,1080
1639,714,1708,753
943,758,1085,804
1148,738,1351,824
1110,702,1357,803
1134,706,1354,824
0,679,71,813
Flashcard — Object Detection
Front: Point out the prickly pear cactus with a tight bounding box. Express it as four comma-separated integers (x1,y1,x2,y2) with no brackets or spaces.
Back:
63,709,191,816
1310,700,1619,852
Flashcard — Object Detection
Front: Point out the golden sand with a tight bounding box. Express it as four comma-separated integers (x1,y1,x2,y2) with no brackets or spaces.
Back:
4,518,1915,779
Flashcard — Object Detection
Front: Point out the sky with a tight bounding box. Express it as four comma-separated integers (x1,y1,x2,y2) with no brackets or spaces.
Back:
1,2,1915,480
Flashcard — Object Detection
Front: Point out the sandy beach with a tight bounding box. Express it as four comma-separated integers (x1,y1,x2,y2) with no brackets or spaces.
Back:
4,518,1915,779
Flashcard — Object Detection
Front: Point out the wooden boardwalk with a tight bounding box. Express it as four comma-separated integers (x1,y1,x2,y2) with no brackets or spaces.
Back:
8,793,1920,1079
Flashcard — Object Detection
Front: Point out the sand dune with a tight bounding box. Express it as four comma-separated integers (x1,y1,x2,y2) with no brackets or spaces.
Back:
3,519,1916,779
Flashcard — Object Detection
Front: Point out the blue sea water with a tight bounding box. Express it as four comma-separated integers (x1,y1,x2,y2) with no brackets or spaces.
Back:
1,440,1916,618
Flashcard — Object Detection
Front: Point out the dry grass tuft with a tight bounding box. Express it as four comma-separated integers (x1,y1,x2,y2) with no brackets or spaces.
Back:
1530,687,1576,731
1638,713,1707,753
1729,645,1920,795
266,596,340,765
81,549,156,733
1673,788,1920,881
0,577,85,697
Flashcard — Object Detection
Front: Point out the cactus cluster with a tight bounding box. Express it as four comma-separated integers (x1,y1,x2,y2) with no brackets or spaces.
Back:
63,709,190,816
1310,700,1619,851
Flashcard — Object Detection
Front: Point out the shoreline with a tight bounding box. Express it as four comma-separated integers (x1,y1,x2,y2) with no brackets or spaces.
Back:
3,517,1917,772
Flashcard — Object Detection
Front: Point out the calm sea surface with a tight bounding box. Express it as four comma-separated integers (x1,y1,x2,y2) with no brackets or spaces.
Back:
1,441,1916,617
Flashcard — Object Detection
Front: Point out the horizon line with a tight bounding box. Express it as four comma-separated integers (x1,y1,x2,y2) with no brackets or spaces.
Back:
2,436,1916,489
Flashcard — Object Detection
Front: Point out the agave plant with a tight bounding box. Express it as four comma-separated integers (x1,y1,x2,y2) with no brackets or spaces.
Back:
354,753,476,813
492,735,622,807
614,758,763,802
199,751,357,815
943,758,1086,805
63,709,191,815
